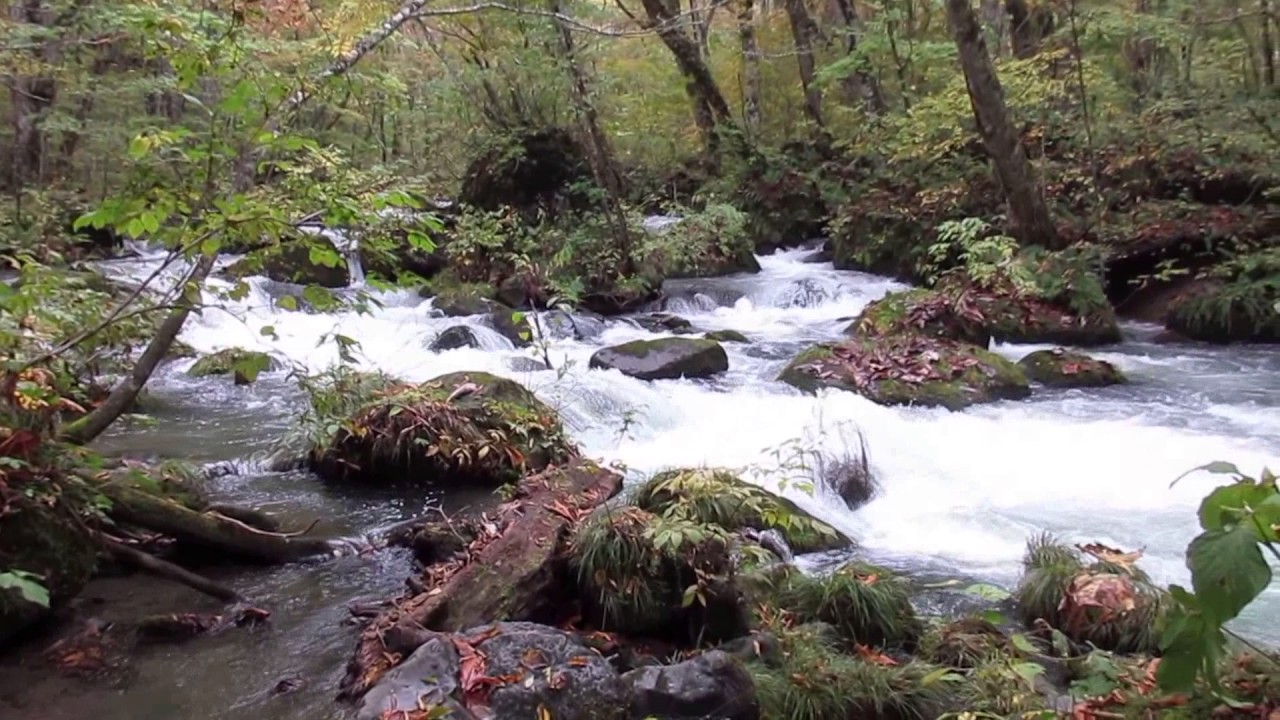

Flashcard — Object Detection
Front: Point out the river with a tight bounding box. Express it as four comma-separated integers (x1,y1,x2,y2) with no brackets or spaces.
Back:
1,243,1277,719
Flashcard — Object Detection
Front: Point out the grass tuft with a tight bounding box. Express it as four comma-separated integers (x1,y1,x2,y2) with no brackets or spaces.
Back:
777,561,922,650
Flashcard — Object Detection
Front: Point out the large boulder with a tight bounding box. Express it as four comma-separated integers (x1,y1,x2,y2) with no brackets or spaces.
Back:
187,348,276,385
849,288,991,347
0,502,97,644
309,371,576,484
1018,348,1127,388
357,623,629,720
778,336,1030,410
704,329,750,344
225,243,350,288
590,338,728,381
979,291,1123,346
632,468,850,554
623,650,759,720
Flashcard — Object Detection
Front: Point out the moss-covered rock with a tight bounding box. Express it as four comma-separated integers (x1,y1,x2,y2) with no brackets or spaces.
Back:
633,313,695,334
589,338,728,381
632,468,850,554
849,288,991,347
705,329,750,343
1165,276,1280,344
309,371,576,485
978,292,1123,346
187,348,277,385
778,336,1030,410
0,501,96,644
1018,348,1127,388
425,281,503,317
225,243,350,288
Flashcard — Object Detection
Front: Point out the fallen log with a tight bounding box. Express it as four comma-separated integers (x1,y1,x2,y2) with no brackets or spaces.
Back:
338,458,622,700
98,483,340,563
103,536,242,602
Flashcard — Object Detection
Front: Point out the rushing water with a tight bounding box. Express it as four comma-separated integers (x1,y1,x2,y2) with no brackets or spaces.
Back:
2,243,1277,719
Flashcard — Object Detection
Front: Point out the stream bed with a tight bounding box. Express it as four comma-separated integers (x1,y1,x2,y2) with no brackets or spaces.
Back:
2,245,1278,719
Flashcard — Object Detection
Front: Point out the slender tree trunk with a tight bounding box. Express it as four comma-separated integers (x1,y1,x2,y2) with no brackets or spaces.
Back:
784,0,825,127
946,0,1061,249
980,0,1008,56
1006,0,1052,59
548,0,635,271
8,0,58,189
1263,0,1277,87
636,0,741,153
737,0,764,133
831,0,887,113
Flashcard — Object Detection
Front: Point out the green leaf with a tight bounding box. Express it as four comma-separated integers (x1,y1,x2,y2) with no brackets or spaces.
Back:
1172,461,1242,488
231,353,271,384
1157,610,1225,692
962,582,1011,601
1010,633,1038,654
681,584,699,608
407,230,436,252
1198,481,1272,531
127,135,148,160
1010,662,1045,685
0,571,50,608
1187,525,1272,625
276,295,299,311
919,666,959,687
259,325,277,338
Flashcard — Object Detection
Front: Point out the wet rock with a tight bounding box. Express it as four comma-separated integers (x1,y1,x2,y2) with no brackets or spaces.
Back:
484,623,630,719
506,356,550,373
539,309,607,341
705,329,750,343
187,348,277,385
634,312,695,334
310,371,576,484
429,325,480,351
355,634,473,720
981,292,1123,347
429,285,501,316
778,336,1030,410
1165,275,1280,344
486,308,532,347
849,288,991,348
225,243,350,288
1018,348,1127,388
623,650,759,720
0,502,96,644
589,338,728,381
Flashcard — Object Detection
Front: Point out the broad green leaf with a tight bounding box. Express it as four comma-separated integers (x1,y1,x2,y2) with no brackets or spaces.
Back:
276,295,299,311
231,353,271,383
0,571,50,608
127,135,148,160
1010,662,1045,685
962,582,1011,601
1010,633,1038,654
1198,481,1272,531
1172,461,1242,488
1187,525,1272,625
407,230,436,252
1157,610,1224,692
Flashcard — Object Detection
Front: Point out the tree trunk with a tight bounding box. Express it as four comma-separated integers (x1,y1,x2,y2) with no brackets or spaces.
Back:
784,0,825,127
7,0,58,188
737,0,764,133
98,483,340,563
1263,0,1277,87
830,0,887,113
636,0,741,153
980,0,1008,56
1006,0,1052,59
947,0,1061,249
548,0,635,271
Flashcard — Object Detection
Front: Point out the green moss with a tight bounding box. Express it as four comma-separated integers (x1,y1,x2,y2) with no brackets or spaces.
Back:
421,275,504,316
850,289,990,347
1018,348,1127,388
188,348,275,384
776,344,837,393
310,371,576,485
0,502,96,643
632,468,850,554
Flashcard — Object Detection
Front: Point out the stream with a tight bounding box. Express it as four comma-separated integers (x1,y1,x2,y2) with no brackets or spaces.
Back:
2,242,1278,719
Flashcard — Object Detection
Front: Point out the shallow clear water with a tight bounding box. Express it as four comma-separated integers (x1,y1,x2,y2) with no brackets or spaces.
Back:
2,245,1277,719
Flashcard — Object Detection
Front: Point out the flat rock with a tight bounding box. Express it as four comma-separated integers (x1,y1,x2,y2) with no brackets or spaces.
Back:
589,338,728,381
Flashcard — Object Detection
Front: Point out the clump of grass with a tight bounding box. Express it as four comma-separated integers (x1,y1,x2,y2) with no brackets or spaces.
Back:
750,626,959,720
1015,533,1165,653
918,616,1008,670
572,507,671,633
813,431,879,510
777,561,922,650
632,467,845,553
1166,246,1280,342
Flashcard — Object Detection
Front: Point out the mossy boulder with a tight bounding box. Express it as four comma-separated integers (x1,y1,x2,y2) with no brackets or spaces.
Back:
225,243,350,288
1164,278,1280,344
633,468,850,554
187,348,277,385
849,289,991,347
0,502,97,644
486,308,533,347
778,336,1030,410
705,329,750,343
589,338,728,381
979,292,1123,347
634,313,695,334
425,281,503,317
309,371,576,485
1018,348,1128,388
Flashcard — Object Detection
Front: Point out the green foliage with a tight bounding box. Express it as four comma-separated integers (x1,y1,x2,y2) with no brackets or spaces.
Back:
644,203,755,278
776,561,922,650
0,571,50,608
1166,247,1280,342
1158,462,1279,693
750,625,959,720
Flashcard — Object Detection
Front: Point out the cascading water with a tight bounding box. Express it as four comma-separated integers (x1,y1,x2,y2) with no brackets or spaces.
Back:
8,241,1277,720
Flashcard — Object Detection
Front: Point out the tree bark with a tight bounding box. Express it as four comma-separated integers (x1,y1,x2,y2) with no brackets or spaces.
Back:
980,0,1008,56
1263,0,1277,87
783,0,825,127
7,0,59,188
947,0,1061,249
830,0,886,113
635,0,741,153
1005,0,1052,59
737,0,764,133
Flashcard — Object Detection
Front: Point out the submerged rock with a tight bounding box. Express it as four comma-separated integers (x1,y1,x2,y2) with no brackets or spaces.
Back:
357,623,628,720
778,336,1029,410
705,329,750,343
589,338,728,381
623,650,759,720
310,371,576,484
428,284,501,317
428,325,480,351
1018,348,1127,388
632,468,850,554
633,312,695,334
187,348,276,385
485,307,532,347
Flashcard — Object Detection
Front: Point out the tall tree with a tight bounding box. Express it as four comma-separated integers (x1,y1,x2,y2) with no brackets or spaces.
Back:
830,0,886,112
783,0,825,127
737,0,764,133
946,0,1061,249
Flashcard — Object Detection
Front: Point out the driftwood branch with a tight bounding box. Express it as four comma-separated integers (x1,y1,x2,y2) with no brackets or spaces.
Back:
103,536,242,603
